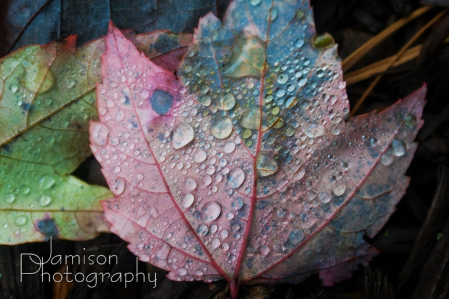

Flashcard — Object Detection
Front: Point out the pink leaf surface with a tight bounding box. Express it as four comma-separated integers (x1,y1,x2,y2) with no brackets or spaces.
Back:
90,1,426,297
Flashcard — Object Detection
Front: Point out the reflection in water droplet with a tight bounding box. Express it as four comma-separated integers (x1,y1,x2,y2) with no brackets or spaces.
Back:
9,84,19,93
39,175,55,190
211,118,233,139
240,108,261,130
194,149,207,163
404,114,417,127
15,216,27,226
197,224,209,236
38,195,52,207
227,168,245,189
257,154,278,177
113,178,126,195
5,194,15,203
333,184,346,196
319,192,331,204
202,202,222,221
391,139,406,157
172,123,195,149
216,94,236,111
66,79,75,89
181,193,194,208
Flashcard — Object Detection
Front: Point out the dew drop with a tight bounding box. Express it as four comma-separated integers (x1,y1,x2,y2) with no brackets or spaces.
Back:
391,139,406,157
194,149,207,163
9,84,18,93
178,268,187,276
259,245,270,256
380,149,394,166
197,224,209,236
184,178,197,191
333,184,346,196
39,175,55,190
270,7,278,21
202,202,222,221
404,114,417,127
172,123,195,149
227,168,245,189
211,238,221,249
199,95,212,106
90,123,110,146
211,118,233,139
65,79,75,89
240,108,261,130
38,195,52,207
181,193,195,208
257,154,278,177
250,0,261,5
224,142,236,153
216,94,236,111
277,74,289,84
112,178,126,195
319,192,332,204
5,194,15,203
15,216,27,226
231,197,244,210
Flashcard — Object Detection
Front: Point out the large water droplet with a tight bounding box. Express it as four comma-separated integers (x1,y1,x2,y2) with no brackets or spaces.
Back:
231,197,244,210
15,216,27,226
216,94,236,111
227,168,245,189
9,84,18,93
277,74,288,84
113,178,126,195
250,0,261,6
90,122,110,146
202,202,221,221
181,193,194,208
38,195,52,207
404,114,417,127
211,238,221,249
199,95,211,106
319,192,332,204
184,178,197,191
150,89,173,115
259,245,270,256
172,123,195,149
333,184,346,196
257,154,278,177
194,149,207,163
240,108,261,130
66,79,75,89
380,149,394,166
211,118,233,139
5,194,15,203
178,268,187,276
391,139,406,157
224,142,236,153
39,175,55,190
197,224,209,236
313,33,335,49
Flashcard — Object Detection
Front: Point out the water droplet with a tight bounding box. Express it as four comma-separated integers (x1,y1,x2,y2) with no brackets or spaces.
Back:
15,216,27,226
216,94,236,111
140,89,150,100
113,166,121,173
136,173,144,181
294,39,304,48
184,178,197,191
289,230,304,244
151,89,173,115
250,0,261,6
313,33,335,49
270,7,278,21
172,123,195,149
9,84,18,93
319,192,332,204
257,154,278,177
211,238,221,249
259,245,270,256
90,122,110,146
380,149,394,166
194,149,207,163
113,178,126,195
333,184,346,196
391,139,406,157
178,268,187,276
39,175,55,190
224,142,236,153
227,168,245,189
66,79,75,89
181,193,194,208
404,114,417,127
5,194,15,203
197,224,209,236
231,197,244,210
277,74,289,84
38,195,52,207
220,229,229,239
211,118,233,139
199,95,211,106
202,202,221,221
240,108,261,130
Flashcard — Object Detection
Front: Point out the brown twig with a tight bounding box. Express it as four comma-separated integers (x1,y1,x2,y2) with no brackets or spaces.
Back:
350,9,448,116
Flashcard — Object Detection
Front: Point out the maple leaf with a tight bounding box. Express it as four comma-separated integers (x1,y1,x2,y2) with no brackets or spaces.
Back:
0,30,190,244
92,0,426,297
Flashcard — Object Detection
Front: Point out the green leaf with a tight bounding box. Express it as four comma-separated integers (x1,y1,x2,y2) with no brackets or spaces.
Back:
0,30,191,244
